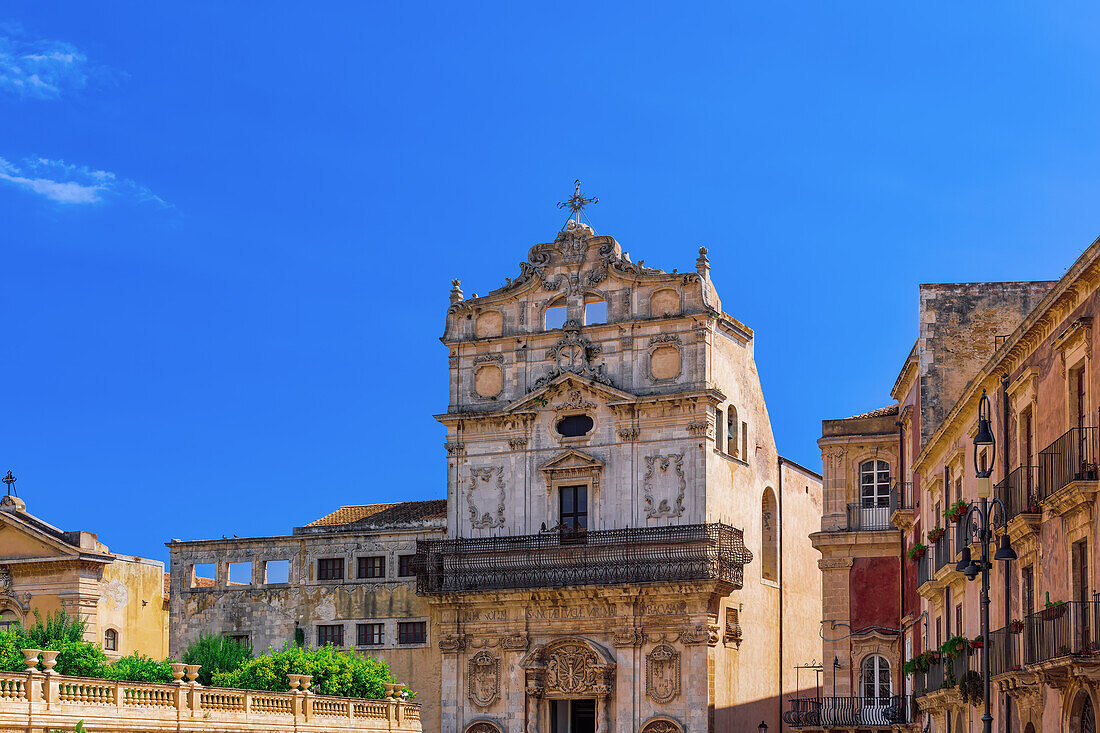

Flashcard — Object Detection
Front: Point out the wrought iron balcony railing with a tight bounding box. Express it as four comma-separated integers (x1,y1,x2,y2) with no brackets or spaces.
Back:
890,482,914,513
783,695,913,727
1039,426,1100,500
932,530,954,575
915,548,933,588
1022,599,1100,664
846,502,894,532
924,650,971,692
414,522,752,594
989,624,1023,677
994,465,1040,522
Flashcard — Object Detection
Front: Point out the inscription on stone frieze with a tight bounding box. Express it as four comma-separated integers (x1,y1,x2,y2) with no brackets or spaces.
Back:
460,609,509,623
641,601,688,616
526,604,615,620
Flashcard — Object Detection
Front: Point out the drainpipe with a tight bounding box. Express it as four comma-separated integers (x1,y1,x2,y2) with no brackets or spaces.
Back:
777,456,785,733
896,419,906,687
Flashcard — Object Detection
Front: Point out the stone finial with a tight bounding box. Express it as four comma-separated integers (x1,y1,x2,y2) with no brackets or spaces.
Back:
696,246,710,278
449,279,464,305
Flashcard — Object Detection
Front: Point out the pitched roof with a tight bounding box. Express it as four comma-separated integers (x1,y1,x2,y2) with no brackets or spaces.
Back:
304,500,447,529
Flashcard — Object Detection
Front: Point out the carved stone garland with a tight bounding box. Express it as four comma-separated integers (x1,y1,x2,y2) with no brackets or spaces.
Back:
643,454,686,518
468,467,506,529
468,650,501,708
645,644,681,704
641,720,682,733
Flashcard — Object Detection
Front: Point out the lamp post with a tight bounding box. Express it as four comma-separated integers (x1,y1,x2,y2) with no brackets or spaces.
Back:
954,389,1017,733
758,722,768,732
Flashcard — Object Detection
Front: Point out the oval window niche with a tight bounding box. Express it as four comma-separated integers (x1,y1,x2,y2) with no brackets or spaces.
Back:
556,414,594,437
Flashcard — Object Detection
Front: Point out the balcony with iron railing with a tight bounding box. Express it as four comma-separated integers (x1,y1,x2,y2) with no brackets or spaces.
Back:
845,501,895,532
932,529,954,576
1038,426,1100,501
1022,599,1100,665
783,695,913,728
414,522,753,594
890,482,915,529
994,465,1041,522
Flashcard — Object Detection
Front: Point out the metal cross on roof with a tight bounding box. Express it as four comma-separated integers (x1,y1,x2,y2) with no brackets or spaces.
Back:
2,471,15,497
556,179,599,230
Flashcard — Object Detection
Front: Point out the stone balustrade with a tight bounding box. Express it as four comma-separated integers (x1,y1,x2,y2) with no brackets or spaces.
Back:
1,651,420,733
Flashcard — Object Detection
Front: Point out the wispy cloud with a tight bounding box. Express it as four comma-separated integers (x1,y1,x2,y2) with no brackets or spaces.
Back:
0,23,90,99
0,156,169,206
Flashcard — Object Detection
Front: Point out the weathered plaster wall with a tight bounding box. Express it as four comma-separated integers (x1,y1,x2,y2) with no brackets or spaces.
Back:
99,555,167,659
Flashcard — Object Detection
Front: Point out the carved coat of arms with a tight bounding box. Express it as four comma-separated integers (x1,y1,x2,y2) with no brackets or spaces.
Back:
468,650,500,707
646,644,681,704
545,642,601,694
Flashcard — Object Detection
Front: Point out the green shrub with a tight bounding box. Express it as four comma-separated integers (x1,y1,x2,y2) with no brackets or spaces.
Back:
0,608,107,676
101,654,174,683
182,633,253,685
53,639,108,677
0,630,25,672
212,643,395,699
20,608,88,647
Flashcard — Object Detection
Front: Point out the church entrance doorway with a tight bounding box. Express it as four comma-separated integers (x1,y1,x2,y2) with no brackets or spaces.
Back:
550,699,596,733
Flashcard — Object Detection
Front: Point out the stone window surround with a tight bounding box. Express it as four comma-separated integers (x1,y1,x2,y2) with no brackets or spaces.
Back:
186,558,295,589
313,616,430,651
847,449,893,508
546,474,599,532
1009,367,1039,467
712,403,748,467
184,551,419,590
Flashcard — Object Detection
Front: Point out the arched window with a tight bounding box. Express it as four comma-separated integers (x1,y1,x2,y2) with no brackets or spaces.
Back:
727,407,738,457
0,609,19,632
860,460,891,508
860,655,891,705
104,628,118,652
544,299,567,330
583,296,607,325
715,408,723,449
761,488,778,582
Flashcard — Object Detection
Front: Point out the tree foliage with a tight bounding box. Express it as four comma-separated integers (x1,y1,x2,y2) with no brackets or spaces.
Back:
181,632,253,685
211,644,395,699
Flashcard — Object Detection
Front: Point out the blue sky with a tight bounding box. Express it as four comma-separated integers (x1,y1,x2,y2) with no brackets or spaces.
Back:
3,3,1100,564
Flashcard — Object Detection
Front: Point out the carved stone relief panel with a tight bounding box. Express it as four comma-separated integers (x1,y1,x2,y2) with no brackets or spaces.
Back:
468,467,506,529
645,644,681,703
475,311,503,338
648,344,682,382
641,719,682,733
644,454,686,518
468,650,500,708
474,364,503,398
465,722,503,733
650,288,680,317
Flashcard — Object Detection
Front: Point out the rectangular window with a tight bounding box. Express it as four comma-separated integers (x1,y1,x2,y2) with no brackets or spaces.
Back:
1023,566,1034,617
715,408,723,451
317,624,344,647
1074,541,1089,603
397,555,416,578
1073,364,1088,429
955,604,963,637
317,558,344,581
741,422,748,461
357,556,385,579
265,559,289,584
936,617,942,648
228,562,252,586
559,485,588,540
191,563,215,588
357,623,384,646
229,634,251,648
398,621,426,645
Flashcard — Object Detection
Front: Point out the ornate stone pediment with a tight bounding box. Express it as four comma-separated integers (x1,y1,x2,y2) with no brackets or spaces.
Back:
506,372,634,414
539,449,604,494
521,638,616,698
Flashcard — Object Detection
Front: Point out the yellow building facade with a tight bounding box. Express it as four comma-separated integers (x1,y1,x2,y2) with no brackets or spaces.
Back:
0,491,168,659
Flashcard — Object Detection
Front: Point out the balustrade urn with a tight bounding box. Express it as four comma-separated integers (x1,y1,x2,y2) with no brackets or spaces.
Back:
170,663,187,683
298,675,312,692
384,683,397,700
287,674,302,690
39,650,59,674
184,664,202,684
21,649,41,672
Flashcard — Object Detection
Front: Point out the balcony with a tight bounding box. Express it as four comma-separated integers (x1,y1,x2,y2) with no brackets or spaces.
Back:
1038,426,1100,501
994,466,1040,522
845,502,894,532
932,529,954,576
783,695,913,728
890,482,915,529
915,548,933,588
1022,599,1100,665
414,522,752,594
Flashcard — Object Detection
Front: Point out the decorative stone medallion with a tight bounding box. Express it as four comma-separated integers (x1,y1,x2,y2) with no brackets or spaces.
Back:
646,644,681,703
468,650,500,708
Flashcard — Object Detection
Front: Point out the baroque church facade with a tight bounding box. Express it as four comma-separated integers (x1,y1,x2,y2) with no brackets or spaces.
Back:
416,214,824,733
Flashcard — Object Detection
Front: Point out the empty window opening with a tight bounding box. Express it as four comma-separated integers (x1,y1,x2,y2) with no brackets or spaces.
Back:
317,557,344,581
357,623,384,646
545,300,568,330
317,624,344,647
264,560,289,584
229,634,251,648
191,563,215,589
228,562,252,586
583,297,607,325
715,408,724,450
556,414,594,437
398,621,427,645
104,628,118,652
358,556,386,579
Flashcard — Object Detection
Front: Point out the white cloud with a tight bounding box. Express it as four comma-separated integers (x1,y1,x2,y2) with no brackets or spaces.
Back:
0,24,89,99
0,156,169,207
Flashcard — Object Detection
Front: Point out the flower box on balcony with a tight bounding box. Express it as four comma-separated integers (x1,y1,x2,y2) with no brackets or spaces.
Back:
969,636,984,649
1040,603,1067,621
928,527,945,543
945,500,970,524
908,544,927,562
1010,620,1024,634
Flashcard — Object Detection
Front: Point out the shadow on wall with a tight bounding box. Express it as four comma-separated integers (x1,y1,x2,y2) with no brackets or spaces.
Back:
715,686,820,732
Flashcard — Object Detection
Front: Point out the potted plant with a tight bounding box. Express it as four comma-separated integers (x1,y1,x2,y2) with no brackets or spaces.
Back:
1026,495,1041,513
908,543,928,562
945,500,970,524
1040,592,1067,621
970,634,984,649
928,526,946,543
1009,619,1024,634
941,635,968,657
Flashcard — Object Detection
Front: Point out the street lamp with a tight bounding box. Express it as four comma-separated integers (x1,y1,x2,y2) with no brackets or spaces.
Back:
758,723,768,732
960,389,1017,733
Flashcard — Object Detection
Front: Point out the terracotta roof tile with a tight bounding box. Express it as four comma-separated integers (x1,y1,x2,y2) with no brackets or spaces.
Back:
306,500,447,528
840,404,899,421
